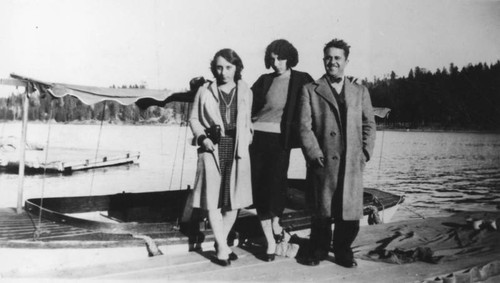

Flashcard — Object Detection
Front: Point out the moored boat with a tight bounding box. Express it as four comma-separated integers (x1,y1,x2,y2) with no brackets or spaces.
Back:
21,178,404,249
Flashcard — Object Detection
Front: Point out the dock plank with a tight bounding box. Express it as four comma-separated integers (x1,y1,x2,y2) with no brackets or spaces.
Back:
17,245,500,282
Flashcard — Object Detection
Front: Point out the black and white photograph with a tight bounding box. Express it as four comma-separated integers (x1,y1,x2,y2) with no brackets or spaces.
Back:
0,0,499,281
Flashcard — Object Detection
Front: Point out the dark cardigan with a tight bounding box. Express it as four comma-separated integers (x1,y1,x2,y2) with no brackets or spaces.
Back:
251,69,314,149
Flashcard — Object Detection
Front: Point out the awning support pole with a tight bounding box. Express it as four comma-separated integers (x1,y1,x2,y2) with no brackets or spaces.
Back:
17,83,30,214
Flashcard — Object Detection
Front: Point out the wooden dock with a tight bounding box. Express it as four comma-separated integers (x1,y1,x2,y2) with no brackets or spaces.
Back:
1,208,499,281
0,147,140,173
0,207,208,249
16,245,498,282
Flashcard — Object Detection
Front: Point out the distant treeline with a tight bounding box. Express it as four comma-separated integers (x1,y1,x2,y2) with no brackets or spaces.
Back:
369,60,500,130
1,60,499,130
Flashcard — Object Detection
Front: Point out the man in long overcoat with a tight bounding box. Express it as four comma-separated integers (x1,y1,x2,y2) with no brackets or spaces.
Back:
298,38,376,267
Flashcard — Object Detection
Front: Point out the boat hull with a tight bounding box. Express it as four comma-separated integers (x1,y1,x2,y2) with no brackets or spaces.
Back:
24,179,404,245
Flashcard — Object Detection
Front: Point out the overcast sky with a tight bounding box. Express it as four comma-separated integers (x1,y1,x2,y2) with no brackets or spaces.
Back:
0,0,499,95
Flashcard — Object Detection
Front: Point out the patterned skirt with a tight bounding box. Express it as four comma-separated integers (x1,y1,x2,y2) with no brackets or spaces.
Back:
218,135,235,211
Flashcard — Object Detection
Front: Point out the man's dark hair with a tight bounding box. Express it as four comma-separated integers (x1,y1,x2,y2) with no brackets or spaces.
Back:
264,39,299,69
210,48,244,82
323,38,351,59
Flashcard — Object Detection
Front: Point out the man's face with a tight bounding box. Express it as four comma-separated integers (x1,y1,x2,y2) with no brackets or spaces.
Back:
323,47,348,78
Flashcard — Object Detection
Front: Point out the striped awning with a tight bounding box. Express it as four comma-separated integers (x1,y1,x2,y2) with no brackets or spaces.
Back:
9,73,199,109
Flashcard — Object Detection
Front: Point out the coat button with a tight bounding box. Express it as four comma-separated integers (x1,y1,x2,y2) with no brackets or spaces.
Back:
330,132,336,136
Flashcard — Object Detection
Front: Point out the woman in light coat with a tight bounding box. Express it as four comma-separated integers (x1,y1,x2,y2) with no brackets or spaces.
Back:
189,48,253,266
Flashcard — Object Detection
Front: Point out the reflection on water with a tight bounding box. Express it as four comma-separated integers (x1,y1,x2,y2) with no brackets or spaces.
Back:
361,131,500,221
1,123,499,222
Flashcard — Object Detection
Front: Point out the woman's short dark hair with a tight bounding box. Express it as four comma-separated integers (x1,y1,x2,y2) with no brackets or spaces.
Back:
210,48,244,82
264,39,299,69
323,38,350,59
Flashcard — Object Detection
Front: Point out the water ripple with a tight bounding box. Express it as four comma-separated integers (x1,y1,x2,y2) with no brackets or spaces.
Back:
1,125,499,222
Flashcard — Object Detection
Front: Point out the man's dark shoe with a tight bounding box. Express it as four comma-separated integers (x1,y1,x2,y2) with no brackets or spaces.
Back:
212,257,231,267
298,256,320,266
316,252,328,261
335,258,357,268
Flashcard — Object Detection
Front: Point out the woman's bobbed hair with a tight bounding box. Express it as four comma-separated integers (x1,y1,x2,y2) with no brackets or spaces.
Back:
264,39,299,69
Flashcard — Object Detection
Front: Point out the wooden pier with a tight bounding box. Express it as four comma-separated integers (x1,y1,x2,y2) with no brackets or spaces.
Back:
20,245,498,282
0,147,140,173
0,207,208,249
1,207,499,282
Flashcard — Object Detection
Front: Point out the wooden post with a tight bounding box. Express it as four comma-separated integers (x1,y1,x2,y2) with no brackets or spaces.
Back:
17,83,30,214
0,78,28,213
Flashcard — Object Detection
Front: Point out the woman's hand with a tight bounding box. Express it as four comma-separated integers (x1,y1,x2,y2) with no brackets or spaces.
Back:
314,156,325,167
202,138,215,152
308,156,324,168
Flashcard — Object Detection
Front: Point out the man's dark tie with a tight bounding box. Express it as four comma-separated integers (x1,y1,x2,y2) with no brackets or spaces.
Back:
331,76,342,83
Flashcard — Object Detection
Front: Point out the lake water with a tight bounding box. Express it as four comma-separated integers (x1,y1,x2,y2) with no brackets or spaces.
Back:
1,122,499,222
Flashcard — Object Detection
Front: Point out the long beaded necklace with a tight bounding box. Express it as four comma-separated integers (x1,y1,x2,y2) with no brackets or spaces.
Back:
218,87,236,124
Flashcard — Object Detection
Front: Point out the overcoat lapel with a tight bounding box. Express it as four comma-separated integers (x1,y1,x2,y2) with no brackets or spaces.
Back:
206,81,224,132
314,76,342,130
208,82,220,102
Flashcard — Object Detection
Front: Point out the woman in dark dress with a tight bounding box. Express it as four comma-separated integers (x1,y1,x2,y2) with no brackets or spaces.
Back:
251,39,313,260
189,49,253,266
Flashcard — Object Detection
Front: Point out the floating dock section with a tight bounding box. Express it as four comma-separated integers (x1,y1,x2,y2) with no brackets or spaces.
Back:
0,147,140,173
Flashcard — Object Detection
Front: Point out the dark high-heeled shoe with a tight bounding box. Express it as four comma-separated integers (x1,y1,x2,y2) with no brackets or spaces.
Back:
228,252,238,261
263,253,275,262
274,230,285,243
335,258,357,268
215,243,238,261
212,257,231,267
